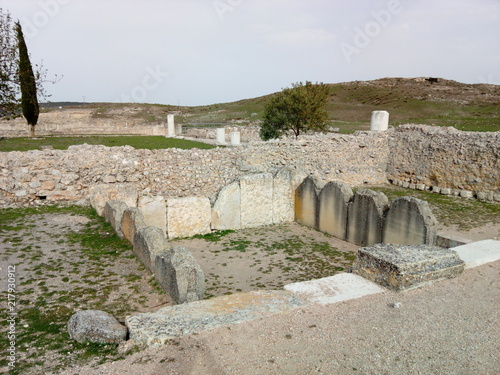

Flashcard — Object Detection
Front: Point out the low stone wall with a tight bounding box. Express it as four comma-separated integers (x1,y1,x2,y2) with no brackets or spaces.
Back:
295,177,438,247
387,125,500,198
0,132,389,207
102,200,205,305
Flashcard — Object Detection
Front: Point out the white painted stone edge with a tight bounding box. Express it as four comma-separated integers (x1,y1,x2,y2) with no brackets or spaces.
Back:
452,239,500,269
284,273,385,305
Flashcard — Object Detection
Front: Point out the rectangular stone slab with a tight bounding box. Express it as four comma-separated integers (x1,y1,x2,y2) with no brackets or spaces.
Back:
352,244,465,291
126,290,305,347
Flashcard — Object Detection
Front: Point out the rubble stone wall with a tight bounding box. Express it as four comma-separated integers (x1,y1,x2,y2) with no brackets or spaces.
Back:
387,125,500,195
0,132,389,206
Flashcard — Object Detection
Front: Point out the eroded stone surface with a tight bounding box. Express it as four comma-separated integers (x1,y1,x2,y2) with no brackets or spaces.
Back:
346,189,389,246
126,290,305,347
138,195,167,235
295,175,321,229
167,197,211,239
154,246,205,305
383,197,438,245
211,181,241,230
352,243,465,291
272,167,295,224
318,181,353,240
103,200,129,238
68,310,127,344
89,183,137,216
133,226,169,272
240,173,274,228
121,207,147,244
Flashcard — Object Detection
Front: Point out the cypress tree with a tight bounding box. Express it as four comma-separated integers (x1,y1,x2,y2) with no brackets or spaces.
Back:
15,21,39,137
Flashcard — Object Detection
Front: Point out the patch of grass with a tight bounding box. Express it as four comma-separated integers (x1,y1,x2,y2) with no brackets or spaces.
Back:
0,135,216,152
191,230,235,242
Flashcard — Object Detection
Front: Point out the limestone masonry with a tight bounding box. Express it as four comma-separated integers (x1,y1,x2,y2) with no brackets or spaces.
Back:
0,125,499,207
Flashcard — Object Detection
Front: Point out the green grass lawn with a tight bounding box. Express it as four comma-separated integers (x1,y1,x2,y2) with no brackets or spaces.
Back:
0,135,216,152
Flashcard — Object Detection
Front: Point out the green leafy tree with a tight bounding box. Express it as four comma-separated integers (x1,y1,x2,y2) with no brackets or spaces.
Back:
260,81,330,140
16,21,39,137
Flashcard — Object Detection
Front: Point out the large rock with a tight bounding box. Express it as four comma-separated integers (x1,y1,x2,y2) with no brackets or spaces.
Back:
240,173,274,228
272,168,295,224
166,197,211,239
89,184,137,216
68,310,127,344
295,175,321,229
133,226,169,272
352,243,465,291
318,181,353,240
383,197,438,245
155,246,205,304
346,189,389,246
211,181,241,231
138,195,167,236
121,207,147,244
103,200,129,238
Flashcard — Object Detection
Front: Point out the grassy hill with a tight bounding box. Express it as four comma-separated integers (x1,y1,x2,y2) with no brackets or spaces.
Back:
42,77,500,133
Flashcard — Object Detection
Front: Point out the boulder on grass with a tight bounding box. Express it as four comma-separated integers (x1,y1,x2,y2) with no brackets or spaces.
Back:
68,310,127,344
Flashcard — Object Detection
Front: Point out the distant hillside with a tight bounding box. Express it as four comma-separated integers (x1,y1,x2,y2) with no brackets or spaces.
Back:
40,77,500,133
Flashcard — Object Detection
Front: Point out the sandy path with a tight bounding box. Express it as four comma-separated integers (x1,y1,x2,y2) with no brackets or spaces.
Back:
57,259,500,375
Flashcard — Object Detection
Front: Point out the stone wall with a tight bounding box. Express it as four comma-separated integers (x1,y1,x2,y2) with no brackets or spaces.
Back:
387,125,500,195
0,132,389,206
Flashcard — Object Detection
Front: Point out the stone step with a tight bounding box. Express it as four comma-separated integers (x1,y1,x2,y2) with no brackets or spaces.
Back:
126,290,305,347
452,239,500,269
284,273,385,305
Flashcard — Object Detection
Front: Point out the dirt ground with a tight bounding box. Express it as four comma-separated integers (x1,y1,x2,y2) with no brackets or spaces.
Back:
57,259,500,375
1,205,498,374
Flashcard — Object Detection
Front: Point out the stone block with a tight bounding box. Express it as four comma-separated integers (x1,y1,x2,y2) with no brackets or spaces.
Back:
133,226,169,272
121,207,147,244
155,246,205,304
103,200,129,238
68,310,127,344
440,188,452,195
138,195,167,235
240,173,274,228
459,190,473,199
126,290,304,346
295,175,321,229
211,181,241,231
216,128,226,145
318,180,353,240
167,114,175,137
89,183,138,216
272,168,295,224
346,189,388,246
352,244,465,291
431,186,441,194
167,197,211,239
382,197,438,245
370,110,389,131
230,131,240,146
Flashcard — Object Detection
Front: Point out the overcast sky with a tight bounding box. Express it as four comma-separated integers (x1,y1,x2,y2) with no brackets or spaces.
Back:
2,0,499,106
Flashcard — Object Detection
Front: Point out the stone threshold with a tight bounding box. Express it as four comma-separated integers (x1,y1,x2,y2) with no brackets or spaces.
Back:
125,239,500,347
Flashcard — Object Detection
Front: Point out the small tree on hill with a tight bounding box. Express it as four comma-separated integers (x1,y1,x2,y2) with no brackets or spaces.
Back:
259,81,330,140
16,21,39,137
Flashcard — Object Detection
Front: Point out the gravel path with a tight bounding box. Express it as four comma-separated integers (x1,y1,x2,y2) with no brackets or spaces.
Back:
58,259,500,375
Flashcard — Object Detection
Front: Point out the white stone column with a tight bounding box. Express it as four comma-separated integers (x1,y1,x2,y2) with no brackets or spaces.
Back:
216,128,226,145
230,131,240,146
370,111,389,131
167,114,175,137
